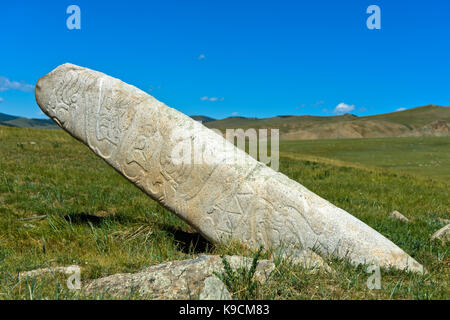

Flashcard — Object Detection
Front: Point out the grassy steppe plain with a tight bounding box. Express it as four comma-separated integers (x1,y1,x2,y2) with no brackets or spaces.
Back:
280,137,450,180
0,127,448,299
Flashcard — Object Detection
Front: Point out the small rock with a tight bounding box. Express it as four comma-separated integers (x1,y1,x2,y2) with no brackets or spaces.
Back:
431,224,450,243
199,276,232,300
19,265,80,280
438,218,450,224
22,215,47,221
29,142,37,145
389,210,409,223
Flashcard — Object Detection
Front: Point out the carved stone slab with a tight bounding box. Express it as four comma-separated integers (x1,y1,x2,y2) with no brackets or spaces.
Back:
35,63,424,273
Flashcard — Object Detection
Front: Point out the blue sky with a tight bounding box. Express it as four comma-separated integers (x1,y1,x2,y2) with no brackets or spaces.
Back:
0,0,449,119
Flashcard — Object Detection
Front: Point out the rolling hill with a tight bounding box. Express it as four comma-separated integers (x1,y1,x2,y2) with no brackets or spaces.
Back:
0,112,58,129
190,115,216,123
1,104,449,139
204,105,450,140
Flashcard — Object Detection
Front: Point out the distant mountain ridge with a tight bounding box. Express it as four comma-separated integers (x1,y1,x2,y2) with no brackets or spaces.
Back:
0,112,58,129
204,105,450,140
1,104,449,139
190,115,216,123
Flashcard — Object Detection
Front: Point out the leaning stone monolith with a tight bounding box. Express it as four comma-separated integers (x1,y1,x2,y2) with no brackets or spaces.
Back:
35,63,424,273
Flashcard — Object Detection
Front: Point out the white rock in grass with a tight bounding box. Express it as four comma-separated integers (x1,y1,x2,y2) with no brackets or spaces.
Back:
389,210,410,223
35,63,424,273
19,265,80,280
431,224,450,243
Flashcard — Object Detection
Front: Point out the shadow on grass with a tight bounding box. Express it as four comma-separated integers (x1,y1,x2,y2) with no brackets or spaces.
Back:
164,226,214,254
63,213,213,254
63,213,105,226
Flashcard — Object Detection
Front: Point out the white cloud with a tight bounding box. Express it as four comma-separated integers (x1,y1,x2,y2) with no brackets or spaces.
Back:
200,96,224,102
333,102,355,114
231,112,239,116
0,76,34,92
0,97,3,103
198,54,206,60
395,107,406,112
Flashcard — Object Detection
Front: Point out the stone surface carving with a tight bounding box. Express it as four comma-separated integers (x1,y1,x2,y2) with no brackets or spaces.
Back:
35,63,424,273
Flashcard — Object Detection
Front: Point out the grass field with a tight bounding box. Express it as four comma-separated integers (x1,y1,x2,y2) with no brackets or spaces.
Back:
280,136,450,180
0,126,448,300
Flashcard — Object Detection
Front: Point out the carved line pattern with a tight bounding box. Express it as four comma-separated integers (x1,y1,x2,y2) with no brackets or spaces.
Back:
49,68,325,253
205,170,325,251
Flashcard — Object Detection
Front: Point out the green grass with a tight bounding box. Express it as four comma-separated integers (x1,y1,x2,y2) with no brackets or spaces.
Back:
215,247,264,300
0,126,448,300
280,136,450,180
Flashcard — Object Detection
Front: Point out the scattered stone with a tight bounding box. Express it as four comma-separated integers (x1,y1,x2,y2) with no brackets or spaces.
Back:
21,215,47,221
438,218,450,224
389,210,410,223
431,224,450,243
29,141,37,145
199,276,232,300
19,265,80,280
84,255,274,299
35,63,424,273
